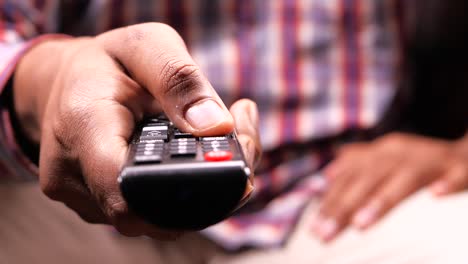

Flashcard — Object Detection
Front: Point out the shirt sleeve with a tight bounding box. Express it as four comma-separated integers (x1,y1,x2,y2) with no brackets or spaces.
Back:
0,1,67,180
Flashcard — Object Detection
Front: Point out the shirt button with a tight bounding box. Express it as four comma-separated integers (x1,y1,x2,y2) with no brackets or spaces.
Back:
204,150,233,162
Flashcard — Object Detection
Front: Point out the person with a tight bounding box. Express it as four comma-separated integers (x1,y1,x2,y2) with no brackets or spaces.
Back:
0,0,467,263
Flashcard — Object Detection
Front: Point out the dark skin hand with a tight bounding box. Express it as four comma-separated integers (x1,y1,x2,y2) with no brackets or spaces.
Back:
13,23,261,239
312,132,468,242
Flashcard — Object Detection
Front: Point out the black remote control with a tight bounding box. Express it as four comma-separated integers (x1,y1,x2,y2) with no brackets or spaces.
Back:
118,115,254,230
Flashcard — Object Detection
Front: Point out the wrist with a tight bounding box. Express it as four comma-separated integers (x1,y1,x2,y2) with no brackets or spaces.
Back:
12,38,72,144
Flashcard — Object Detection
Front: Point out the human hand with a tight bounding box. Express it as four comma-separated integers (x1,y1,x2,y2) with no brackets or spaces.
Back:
13,23,261,239
312,132,468,242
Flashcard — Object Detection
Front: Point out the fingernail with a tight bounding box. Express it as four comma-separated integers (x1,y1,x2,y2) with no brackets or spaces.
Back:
310,177,328,194
242,178,255,200
323,164,337,181
320,218,338,241
185,100,227,130
353,208,376,229
312,215,338,242
247,102,258,125
431,181,448,196
353,202,381,229
243,138,254,166
311,214,323,235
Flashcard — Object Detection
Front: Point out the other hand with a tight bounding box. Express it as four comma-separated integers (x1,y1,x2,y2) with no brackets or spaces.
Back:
312,132,468,242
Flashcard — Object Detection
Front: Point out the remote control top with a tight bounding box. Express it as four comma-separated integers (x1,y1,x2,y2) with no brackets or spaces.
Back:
118,116,253,230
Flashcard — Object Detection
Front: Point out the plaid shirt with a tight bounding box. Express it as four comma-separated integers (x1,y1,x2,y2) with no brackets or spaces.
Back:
0,0,401,250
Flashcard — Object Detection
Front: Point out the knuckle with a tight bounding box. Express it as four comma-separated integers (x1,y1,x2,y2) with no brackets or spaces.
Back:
124,22,179,43
241,98,259,124
377,196,391,211
51,88,102,154
379,132,407,145
149,22,179,35
375,133,410,154
238,133,254,146
396,168,418,185
339,143,364,156
160,61,202,98
337,197,357,214
449,161,468,184
236,98,256,108
51,104,90,153
124,24,148,42
51,114,72,152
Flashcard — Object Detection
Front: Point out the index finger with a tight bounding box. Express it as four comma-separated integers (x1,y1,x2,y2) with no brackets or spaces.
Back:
229,99,262,169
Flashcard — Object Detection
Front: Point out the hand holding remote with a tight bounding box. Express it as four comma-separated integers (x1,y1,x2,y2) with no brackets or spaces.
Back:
13,23,261,239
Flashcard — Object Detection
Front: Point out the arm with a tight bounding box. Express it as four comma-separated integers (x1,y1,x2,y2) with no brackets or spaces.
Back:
0,0,64,179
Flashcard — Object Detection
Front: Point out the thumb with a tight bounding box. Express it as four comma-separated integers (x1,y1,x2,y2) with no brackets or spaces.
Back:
98,23,234,135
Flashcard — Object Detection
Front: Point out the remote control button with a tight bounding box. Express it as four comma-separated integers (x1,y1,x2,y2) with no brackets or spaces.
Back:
136,147,163,154
170,143,197,148
140,134,168,141
204,150,233,161
142,126,168,131
171,144,197,150
140,144,163,150
139,141,164,145
202,147,230,153
136,144,163,150
202,136,229,141
202,143,230,148
153,114,169,121
170,143,196,147
134,154,162,164
202,139,228,144
137,142,164,147
145,122,168,127
173,138,197,142
174,132,194,138
170,150,197,157
170,146,197,152
170,148,197,153
137,139,164,144
170,146,197,151
171,139,196,145
202,140,229,147
201,140,230,152
173,129,195,139
140,126,168,140
138,146,164,152
171,140,196,144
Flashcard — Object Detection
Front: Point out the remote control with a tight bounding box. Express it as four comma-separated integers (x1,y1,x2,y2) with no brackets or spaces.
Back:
118,115,254,230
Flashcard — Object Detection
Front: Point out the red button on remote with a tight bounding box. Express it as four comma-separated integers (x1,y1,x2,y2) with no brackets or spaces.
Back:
204,150,233,161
